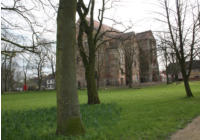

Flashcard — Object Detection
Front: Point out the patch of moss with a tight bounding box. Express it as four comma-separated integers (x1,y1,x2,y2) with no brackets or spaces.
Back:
57,117,85,136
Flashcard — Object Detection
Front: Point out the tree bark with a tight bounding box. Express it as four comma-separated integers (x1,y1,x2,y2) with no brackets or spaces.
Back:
85,59,100,104
24,72,27,86
125,55,133,88
96,72,100,90
183,76,193,97
166,72,170,84
56,0,85,136
128,72,133,88
38,79,41,90
76,0,104,105
180,65,193,97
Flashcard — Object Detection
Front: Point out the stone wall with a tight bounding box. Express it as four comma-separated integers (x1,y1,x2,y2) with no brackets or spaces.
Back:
76,30,160,88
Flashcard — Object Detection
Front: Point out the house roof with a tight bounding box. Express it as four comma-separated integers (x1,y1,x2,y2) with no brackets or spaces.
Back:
46,74,55,80
189,60,200,69
167,60,200,74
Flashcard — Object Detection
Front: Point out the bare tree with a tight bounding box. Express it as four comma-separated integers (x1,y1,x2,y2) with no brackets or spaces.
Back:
1,45,17,92
23,62,28,88
157,34,170,84
76,0,128,104
118,33,137,88
1,0,56,54
30,47,47,90
96,44,109,89
160,0,200,97
56,0,85,135
76,0,106,104
46,45,56,79
197,0,200,26
22,57,31,89
156,32,176,84
1,0,39,53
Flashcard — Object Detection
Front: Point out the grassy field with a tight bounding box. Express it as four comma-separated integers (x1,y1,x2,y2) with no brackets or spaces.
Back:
2,82,200,140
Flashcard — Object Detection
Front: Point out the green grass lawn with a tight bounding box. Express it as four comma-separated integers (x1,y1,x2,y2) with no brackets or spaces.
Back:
2,82,200,140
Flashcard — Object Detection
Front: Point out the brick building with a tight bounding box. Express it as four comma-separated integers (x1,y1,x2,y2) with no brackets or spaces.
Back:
76,21,160,88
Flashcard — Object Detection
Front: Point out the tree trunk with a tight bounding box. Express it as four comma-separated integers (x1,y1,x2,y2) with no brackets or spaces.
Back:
128,70,133,88
4,57,7,92
181,64,193,97
125,62,133,88
166,73,170,84
4,78,7,92
24,73,27,86
56,0,85,136
38,78,41,90
182,75,193,97
51,62,56,79
85,63,100,104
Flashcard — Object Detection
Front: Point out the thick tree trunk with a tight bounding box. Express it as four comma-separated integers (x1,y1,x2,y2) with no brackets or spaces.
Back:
126,72,133,88
85,63,100,104
56,0,85,136
77,0,102,104
125,64,133,88
128,70,133,88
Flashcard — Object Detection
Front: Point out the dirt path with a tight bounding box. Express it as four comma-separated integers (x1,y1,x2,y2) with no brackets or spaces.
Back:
170,116,200,140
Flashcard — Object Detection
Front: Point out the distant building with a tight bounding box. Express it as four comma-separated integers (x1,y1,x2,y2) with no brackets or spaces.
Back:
189,60,200,80
27,76,47,91
167,60,200,81
76,20,160,88
160,71,167,82
44,21,160,89
46,74,55,90
27,77,39,90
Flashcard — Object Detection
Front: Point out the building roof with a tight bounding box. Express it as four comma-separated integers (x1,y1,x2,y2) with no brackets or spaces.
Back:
77,18,120,36
136,30,155,40
167,60,200,74
91,18,119,33
46,74,55,80
189,60,200,69
114,32,135,40
77,18,156,47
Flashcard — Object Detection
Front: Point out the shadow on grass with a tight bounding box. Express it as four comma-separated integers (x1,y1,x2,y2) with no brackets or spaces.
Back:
2,103,121,140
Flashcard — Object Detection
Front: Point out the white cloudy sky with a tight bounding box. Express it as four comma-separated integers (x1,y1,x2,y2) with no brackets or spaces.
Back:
98,0,164,32
2,0,199,73
29,0,168,41
2,0,167,47
3,0,199,41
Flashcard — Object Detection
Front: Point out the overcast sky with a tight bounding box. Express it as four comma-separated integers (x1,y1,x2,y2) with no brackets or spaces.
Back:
3,0,199,41
2,0,199,73
35,0,167,41
1,0,171,73
99,0,164,32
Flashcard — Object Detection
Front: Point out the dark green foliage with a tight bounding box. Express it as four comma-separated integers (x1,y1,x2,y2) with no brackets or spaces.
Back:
2,104,121,140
